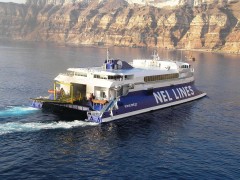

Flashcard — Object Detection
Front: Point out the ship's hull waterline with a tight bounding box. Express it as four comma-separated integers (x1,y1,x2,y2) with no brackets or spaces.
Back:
36,82,206,123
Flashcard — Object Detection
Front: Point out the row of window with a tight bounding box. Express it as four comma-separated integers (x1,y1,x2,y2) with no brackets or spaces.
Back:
64,72,87,77
94,75,133,80
181,65,191,68
144,73,179,82
75,72,87,77
66,72,134,80
94,74,108,79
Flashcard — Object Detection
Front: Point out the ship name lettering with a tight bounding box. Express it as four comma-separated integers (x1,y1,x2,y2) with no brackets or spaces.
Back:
153,90,173,104
154,86,195,104
172,86,195,100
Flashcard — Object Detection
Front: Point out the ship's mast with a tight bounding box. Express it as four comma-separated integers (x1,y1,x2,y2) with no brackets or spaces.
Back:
106,34,110,62
153,49,159,61
107,47,110,62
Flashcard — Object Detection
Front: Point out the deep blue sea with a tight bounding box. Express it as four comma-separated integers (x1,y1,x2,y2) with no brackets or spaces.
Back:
0,41,239,179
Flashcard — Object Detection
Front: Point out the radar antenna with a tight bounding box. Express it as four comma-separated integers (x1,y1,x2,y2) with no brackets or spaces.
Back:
106,34,110,62
107,47,110,62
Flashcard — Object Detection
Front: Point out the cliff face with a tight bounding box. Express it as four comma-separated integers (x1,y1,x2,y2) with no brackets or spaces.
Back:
0,0,239,54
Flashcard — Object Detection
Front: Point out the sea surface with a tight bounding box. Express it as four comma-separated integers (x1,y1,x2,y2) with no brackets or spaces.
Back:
0,41,239,179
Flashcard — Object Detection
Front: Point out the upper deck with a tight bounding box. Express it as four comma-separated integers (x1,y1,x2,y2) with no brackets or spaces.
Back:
55,58,193,84
67,59,183,76
50,55,195,103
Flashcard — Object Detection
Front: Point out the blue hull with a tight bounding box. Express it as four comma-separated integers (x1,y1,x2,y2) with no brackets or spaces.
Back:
37,82,205,122
100,82,205,120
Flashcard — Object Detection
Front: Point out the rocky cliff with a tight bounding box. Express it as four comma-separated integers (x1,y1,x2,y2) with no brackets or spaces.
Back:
0,0,239,54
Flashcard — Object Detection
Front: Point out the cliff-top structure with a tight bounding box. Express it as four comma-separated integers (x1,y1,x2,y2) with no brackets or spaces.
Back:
0,0,239,54
24,0,235,8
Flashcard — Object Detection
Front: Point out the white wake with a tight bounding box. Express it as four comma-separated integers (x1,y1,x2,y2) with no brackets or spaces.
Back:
0,120,98,135
0,106,39,117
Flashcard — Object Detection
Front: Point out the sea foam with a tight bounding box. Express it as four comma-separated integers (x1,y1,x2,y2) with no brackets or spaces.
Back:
0,106,39,118
0,120,98,135
0,106,98,135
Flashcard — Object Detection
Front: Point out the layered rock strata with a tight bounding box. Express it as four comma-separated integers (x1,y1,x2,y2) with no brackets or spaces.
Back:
0,0,239,54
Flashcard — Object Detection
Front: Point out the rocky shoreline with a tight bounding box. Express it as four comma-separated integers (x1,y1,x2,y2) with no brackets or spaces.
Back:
0,0,239,54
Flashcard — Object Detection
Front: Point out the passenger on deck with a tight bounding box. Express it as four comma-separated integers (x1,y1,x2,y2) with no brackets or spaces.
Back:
89,93,95,106
60,88,65,97
89,93,95,101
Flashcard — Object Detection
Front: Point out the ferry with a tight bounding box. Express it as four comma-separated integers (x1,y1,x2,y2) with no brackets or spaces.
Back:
31,50,206,123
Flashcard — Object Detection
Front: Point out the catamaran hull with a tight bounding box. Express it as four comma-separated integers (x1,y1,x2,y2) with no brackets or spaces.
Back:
101,92,206,123
37,82,206,123
99,82,206,123
41,103,89,120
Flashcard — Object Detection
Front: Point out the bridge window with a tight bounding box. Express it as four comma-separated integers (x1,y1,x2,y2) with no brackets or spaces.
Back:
181,65,189,68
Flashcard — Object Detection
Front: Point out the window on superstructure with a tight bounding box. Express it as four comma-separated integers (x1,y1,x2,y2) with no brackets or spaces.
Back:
94,74,100,78
108,75,114,79
144,73,179,82
125,75,134,80
75,72,87,77
66,71,74,76
181,65,189,68
94,74,108,79
107,75,124,81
